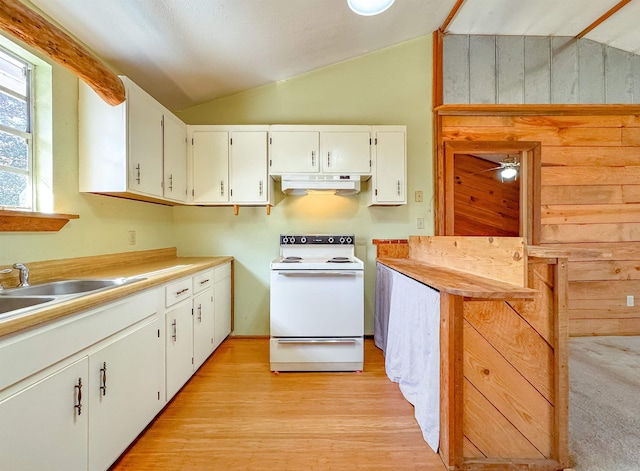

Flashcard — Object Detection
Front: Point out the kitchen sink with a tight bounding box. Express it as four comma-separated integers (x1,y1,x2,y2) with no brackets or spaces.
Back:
0,277,146,297
0,296,56,318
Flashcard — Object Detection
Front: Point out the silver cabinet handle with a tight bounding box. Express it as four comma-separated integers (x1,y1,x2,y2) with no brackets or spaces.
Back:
277,271,358,277
199,278,210,285
168,173,173,192
100,362,107,396
327,151,331,167
171,319,177,341
220,180,224,196
75,377,83,415
197,303,202,322
135,164,141,184
176,287,189,296
397,180,401,195
259,180,263,196
311,150,315,167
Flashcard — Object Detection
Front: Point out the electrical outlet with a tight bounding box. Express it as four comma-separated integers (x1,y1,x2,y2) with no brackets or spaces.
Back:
627,295,634,307
417,218,425,229
128,230,136,246
415,190,424,202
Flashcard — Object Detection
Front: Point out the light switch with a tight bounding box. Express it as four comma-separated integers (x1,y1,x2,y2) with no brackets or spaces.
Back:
417,218,425,229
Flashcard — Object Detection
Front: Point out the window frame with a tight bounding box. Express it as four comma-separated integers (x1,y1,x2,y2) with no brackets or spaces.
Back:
0,45,35,211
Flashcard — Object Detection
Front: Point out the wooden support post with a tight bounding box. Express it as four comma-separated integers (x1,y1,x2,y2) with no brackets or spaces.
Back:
0,0,126,105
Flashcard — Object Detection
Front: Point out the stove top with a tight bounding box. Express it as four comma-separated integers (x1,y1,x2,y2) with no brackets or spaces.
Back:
272,234,363,270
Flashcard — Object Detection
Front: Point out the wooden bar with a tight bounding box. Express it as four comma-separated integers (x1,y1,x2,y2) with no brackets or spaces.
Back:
376,236,568,471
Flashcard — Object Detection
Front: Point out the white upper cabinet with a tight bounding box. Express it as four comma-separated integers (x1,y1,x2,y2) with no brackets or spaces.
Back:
191,129,229,204
79,76,187,204
269,130,320,174
320,131,371,174
369,126,407,206
268,125,372,177
230,131,269,204
163,112,188,203
190,126,271,206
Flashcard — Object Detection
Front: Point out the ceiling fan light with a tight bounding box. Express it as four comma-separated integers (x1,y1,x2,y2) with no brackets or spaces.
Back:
500,167,518,180
347,0,395,16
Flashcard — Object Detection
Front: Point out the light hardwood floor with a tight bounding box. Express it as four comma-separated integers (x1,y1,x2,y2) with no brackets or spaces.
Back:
112,338,446,471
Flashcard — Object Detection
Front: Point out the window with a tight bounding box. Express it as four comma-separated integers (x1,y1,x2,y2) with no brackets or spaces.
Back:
0,47,33,210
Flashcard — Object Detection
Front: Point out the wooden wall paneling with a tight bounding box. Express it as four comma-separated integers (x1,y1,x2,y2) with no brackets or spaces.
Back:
570,317,640,336
541,223,640,243
443,35,470,104
524,37,551,104
551,38,579,104
542,146,640,166
621,126,640,145
551,241,640,261
435,119,446,235
462,378,545,459
541,185,623,205
463,437,486,458
605,46,633,104
497,36,525,104
463,320,553,456
577,39,605,104
438,292,464,468
469,36,496,104
542,166,640,186
621,185,640,202
464,301,554,402
542,203,640,225
570,260,640,281
442,126,622,146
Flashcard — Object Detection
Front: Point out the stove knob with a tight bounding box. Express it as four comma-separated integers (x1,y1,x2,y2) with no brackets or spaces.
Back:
339,237,345,244
300,237,307,244
328,237,334,244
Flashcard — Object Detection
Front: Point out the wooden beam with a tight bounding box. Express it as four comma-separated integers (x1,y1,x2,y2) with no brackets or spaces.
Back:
0,0,125,106
440,0,466,32
576,0,632,39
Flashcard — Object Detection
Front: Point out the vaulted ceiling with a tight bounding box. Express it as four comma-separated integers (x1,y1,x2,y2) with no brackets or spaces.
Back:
26,0,640,111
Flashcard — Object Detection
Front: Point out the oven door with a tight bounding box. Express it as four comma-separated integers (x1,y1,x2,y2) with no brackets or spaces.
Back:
270,269,364,337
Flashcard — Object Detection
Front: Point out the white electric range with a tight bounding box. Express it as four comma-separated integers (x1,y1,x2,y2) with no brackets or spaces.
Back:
269,234,364,372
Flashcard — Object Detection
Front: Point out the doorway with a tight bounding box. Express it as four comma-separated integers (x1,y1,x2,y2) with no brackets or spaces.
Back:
439,141,541,244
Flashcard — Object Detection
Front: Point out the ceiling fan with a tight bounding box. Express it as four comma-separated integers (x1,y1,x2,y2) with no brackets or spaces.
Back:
471,155,520,182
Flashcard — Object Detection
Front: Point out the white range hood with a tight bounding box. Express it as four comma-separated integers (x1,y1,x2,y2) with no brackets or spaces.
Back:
281,175,361,196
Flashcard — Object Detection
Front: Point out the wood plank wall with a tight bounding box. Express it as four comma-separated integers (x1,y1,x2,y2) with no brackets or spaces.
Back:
454,154,520,237
440,112,640,336
461,257,568,467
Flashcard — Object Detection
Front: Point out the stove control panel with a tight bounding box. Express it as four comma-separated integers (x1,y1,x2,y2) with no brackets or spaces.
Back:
280,234,355,245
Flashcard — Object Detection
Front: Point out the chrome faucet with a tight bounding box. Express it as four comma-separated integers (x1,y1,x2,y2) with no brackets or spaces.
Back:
12,263,30,287
0,268,11,290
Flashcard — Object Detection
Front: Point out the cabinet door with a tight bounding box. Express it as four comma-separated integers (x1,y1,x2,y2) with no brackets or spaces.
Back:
166,301,194,399
0,357,88,471
372,131,406,204
88,318,163,471
230,131,269,203
192,131,229,203
320,131,371,174
163,113,188,203
269,131,319,174
193,288,215,369
214,268,232,349
127,83,164,197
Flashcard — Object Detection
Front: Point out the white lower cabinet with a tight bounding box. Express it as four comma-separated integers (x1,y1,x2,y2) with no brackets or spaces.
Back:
0,262,232,471
193,287,215,369
165,300,194,400
88,317,163,471
214,262,232,349
0,357,89,471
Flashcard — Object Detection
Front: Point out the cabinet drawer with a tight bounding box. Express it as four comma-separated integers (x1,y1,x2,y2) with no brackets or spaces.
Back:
193,269,214,294
165,278,192,307
214,262,231,282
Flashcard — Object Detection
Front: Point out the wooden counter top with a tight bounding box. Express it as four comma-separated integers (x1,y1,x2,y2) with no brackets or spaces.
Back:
377,257,538,299
0,254,232,338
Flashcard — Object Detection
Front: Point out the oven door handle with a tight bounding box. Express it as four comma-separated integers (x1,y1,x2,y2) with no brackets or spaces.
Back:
276,271,359,277
276,338,358,344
